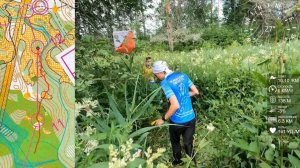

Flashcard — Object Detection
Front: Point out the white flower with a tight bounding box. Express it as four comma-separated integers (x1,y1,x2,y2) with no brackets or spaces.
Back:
120,144,126,153
291,34,297,40
214,54,221,60
145,147,166,168
157,163,168,168
270,144,276,149
233,78,240,83
206,123,215,132
84,140,98,156
130,149,142,162
108,139,141,168
84,125,96,137
75,102,83,118
109,144,118,158
82,98,98,108
259,49,266,55
77,98,99,117
145,147,152,158
244,17,250,26
248,56,257,64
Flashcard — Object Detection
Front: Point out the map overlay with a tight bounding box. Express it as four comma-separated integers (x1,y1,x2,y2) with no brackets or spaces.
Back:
0,0,75,167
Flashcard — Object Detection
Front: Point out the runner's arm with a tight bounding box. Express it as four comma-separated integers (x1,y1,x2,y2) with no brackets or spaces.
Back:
163,95,180,120
189,85,199,97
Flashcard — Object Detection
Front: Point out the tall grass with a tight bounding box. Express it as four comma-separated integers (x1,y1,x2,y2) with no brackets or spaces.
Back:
76,39,300,167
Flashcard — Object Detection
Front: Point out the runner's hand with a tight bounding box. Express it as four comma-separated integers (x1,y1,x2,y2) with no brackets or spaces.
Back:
155,119,164,126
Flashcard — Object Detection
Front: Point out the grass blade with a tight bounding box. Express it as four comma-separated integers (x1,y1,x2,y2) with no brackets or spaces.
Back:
131,88,160,122
108,93,125,124
130,75,140,113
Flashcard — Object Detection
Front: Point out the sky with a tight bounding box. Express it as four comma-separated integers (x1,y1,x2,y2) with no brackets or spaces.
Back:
144,0,224,34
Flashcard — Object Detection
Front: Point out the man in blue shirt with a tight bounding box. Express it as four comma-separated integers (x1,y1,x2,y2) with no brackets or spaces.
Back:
152,61,199,166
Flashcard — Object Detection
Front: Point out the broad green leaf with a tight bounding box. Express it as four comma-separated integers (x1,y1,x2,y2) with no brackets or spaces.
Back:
252,71,268,86
259,162,271,168
295,150,300,159
97,144,115,151
288,154,300,167
88,162,109,168
248,141,259,155
82,115,108,132
232,139,249,151
137,132,150,144
127,158,146,168
129,123,173,139
129,126,157,138
265,148,274,162
240,114,256,123
246,152,253,159
96,49,109,57
257,58,271,66
94,116,110,131
120,73,128,79
131,143,142,149
241,123,257,134
288,142,299,149
198,138,210,149
108,93,125,124
131,88,160,122
90,133,107,141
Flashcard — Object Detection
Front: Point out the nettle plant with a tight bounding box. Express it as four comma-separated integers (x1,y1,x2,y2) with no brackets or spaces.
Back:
75,37,300,167
76,76,170,167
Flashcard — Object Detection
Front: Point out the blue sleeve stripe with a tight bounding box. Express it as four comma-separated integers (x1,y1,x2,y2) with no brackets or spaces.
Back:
188,79,193,87
185,74,194,87
161,81,175,99
165,90,175,99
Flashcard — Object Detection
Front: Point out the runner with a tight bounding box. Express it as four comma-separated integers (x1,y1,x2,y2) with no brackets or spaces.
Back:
152,60,200,166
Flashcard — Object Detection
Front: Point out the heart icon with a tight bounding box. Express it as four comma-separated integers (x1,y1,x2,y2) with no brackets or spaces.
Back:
270,127,276,133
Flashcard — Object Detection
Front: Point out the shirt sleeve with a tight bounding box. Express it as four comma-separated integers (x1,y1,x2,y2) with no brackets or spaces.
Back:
161,81,175,99
143,66,146,74
185,74,194,88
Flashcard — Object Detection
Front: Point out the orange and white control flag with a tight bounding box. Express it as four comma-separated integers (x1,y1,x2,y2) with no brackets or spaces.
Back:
113,31,135,54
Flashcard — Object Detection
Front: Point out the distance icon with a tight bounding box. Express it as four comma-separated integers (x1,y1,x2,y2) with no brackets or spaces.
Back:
268,85,277,93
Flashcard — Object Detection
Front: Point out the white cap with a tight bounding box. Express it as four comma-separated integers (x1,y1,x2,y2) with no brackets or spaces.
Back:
152,61,173,76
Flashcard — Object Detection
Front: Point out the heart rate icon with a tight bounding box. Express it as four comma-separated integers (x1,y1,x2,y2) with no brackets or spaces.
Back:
270,127,276,133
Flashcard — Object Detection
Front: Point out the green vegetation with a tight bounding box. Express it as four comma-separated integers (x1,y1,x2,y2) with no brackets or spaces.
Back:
75,0,300,167
76,36,300,167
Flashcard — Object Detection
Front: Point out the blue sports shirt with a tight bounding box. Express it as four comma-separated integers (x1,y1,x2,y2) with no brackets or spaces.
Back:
160,72,195,124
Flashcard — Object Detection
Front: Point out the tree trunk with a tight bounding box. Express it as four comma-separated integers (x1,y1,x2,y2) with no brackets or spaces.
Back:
175,0,182,30
165,0,174,51
211,0,213,24
141,0,147,37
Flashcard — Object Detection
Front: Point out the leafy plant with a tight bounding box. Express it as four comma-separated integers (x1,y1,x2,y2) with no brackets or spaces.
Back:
76,37,300,167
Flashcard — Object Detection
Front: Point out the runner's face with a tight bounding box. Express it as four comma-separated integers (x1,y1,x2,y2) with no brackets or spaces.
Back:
154,72,165,80
146,59,152,67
